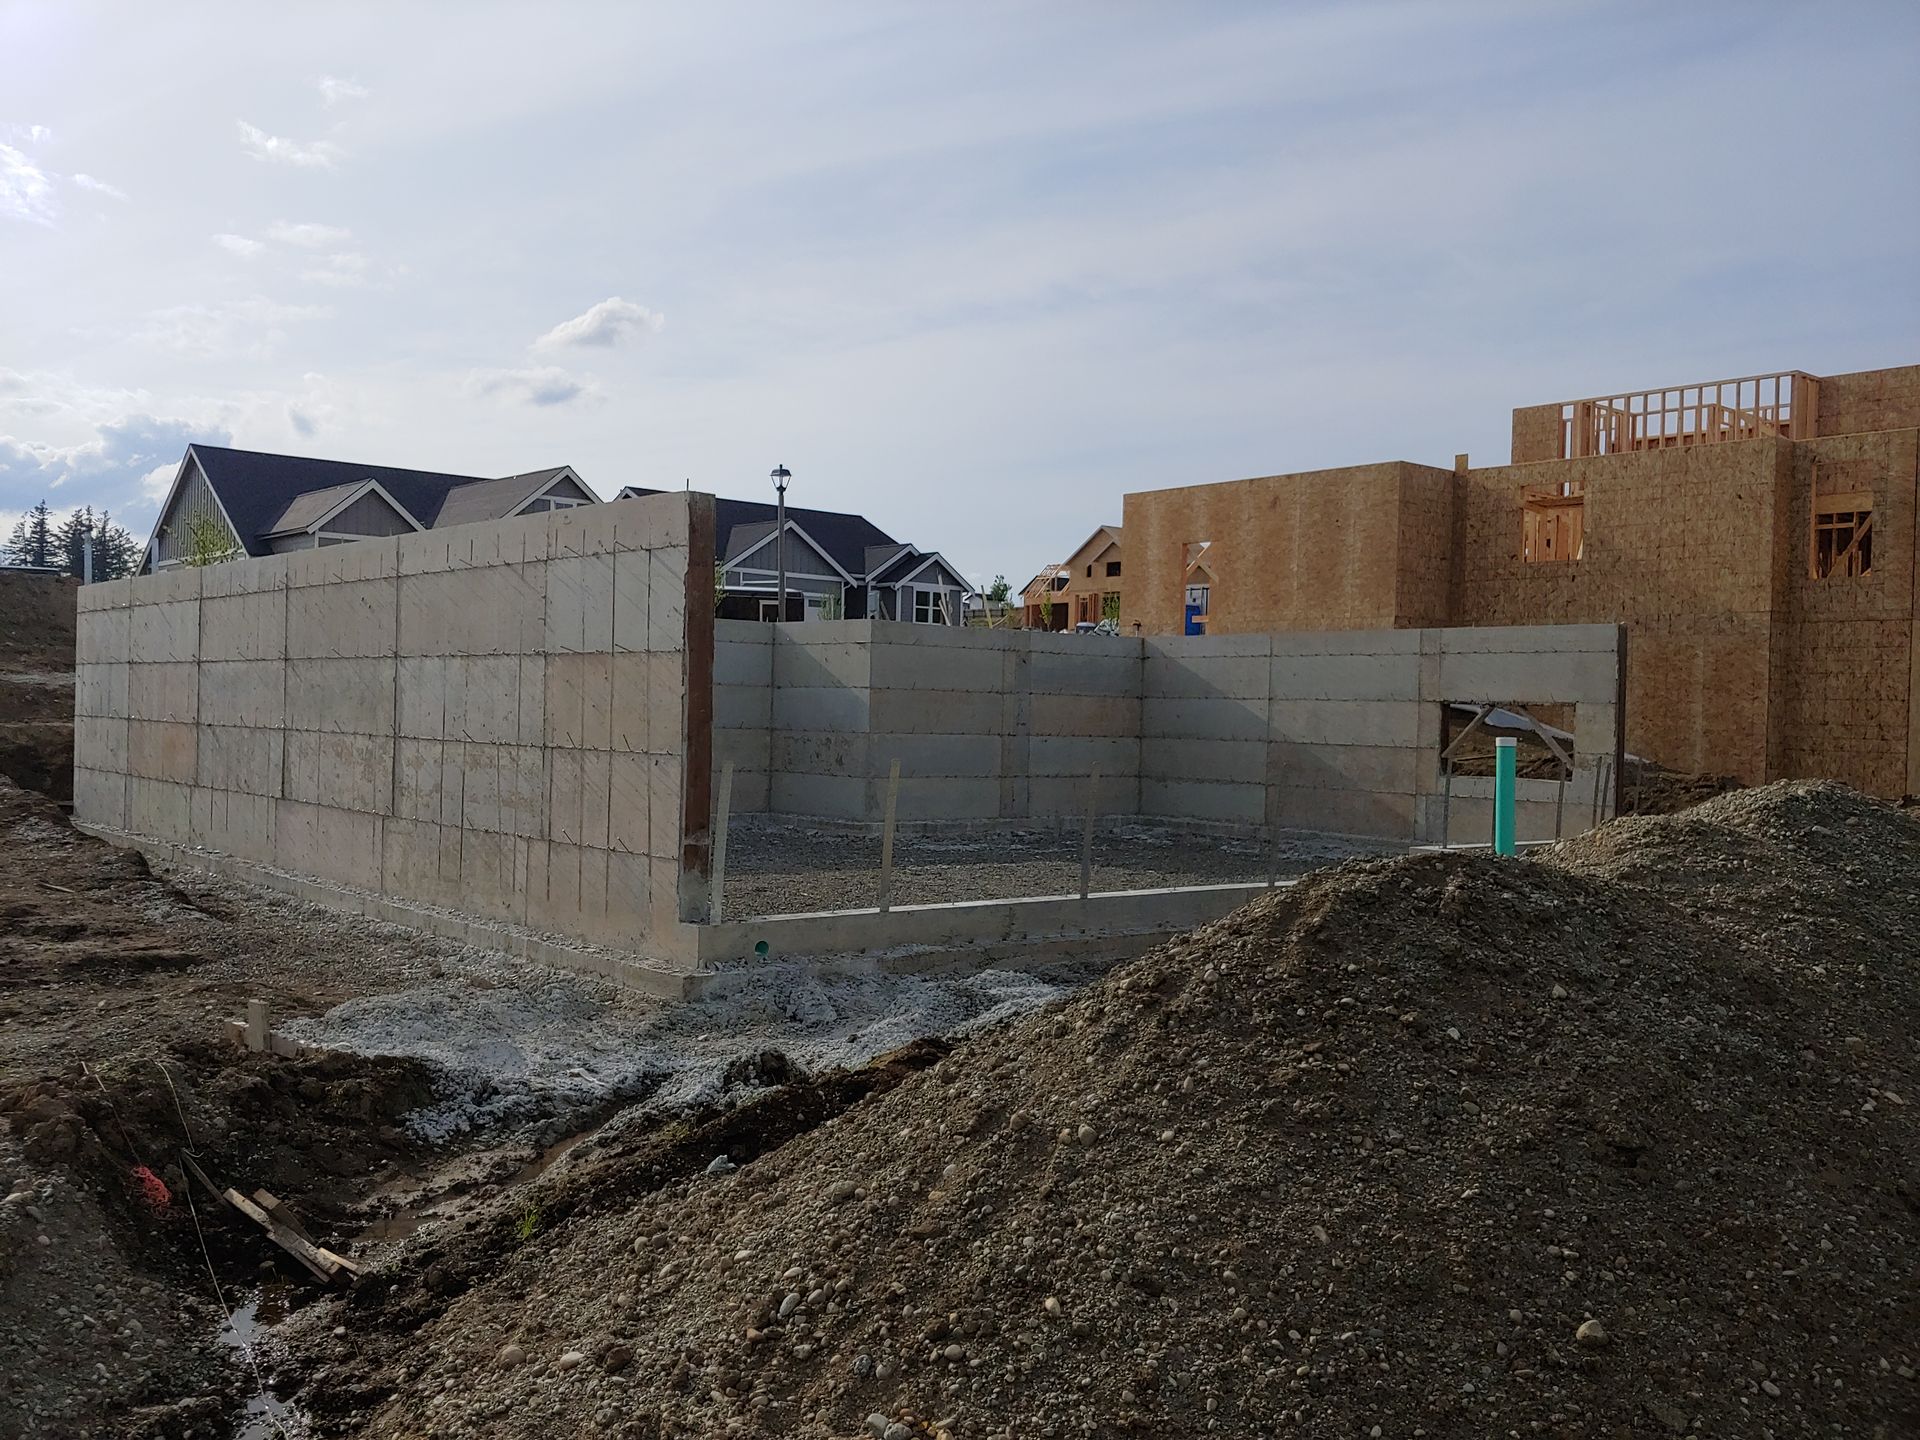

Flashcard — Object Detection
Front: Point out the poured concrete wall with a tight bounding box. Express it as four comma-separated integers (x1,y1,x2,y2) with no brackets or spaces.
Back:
716,619,1622,842
74,493,714,962
716,620,1142,823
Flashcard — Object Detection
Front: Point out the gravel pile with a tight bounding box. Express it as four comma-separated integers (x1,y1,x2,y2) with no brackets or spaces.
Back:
279,780,1919,1438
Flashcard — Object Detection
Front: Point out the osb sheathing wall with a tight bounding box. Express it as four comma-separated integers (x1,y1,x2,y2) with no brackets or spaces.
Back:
1769,428,1920,796
1510,404,1566,464
1453,442,1791,780
1815,365,1920,439
1121,462,1455,637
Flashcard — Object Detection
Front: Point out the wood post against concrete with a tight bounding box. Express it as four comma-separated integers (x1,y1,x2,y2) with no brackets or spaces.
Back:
878,759,901,913
1079,769,1099,900
1263,753,1283,886
711,762,734,924
245,998,269,1052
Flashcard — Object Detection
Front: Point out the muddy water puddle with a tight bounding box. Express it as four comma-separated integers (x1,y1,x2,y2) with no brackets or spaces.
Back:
218,1285,306,1438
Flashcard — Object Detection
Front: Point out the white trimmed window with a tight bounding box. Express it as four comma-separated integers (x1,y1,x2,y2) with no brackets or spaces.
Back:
913,588,939,623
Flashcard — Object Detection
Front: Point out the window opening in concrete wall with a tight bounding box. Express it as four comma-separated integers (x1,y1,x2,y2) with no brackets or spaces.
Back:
1442,703,1574,780
1522,480,1584,563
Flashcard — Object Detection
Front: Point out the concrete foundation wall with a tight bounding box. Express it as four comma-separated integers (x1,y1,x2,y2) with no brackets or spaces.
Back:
716,619,1622,842
75,493,713,964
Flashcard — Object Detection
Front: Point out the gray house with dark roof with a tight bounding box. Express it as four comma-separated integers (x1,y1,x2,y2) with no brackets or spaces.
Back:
141,446,596,571
614,486,971,624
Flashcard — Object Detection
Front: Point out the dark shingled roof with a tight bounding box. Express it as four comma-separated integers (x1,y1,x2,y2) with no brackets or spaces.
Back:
182,445,578,557
619,488,899,579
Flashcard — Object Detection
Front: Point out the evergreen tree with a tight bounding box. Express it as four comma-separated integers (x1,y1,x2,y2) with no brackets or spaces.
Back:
39,505,141,581
52,506,93,578
91,512,138,580
4,500,56,568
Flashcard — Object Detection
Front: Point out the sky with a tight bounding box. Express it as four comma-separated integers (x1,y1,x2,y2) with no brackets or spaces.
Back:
3,1,1917,588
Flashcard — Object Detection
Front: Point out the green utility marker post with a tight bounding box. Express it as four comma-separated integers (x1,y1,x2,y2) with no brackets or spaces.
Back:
1493,736,1518,856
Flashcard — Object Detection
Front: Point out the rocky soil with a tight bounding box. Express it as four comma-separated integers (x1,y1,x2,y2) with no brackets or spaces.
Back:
260,780,1919,1439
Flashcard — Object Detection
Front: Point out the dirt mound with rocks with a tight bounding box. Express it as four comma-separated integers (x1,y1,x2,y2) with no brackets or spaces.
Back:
270,780,1918,1439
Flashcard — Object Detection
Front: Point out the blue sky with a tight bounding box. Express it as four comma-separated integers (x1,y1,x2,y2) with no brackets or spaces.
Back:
3,0,1916,586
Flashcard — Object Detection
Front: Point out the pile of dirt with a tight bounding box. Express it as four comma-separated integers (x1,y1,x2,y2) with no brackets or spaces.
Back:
273,781,1918,1439
0,569,77,801
0,571,77,670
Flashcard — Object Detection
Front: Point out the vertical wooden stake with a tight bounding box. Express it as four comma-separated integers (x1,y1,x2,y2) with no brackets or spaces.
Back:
878,759,901,913
711,762,734,924
1264,760,1282,887
1079,769,1100,900
245,999,269,1053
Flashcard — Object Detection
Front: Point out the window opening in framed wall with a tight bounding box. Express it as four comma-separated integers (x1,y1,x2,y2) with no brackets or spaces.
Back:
1522,480,1584,563
1811,499,1874,578
1809,460,1876,580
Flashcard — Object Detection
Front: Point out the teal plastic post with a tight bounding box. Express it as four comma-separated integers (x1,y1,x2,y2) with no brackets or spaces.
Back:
1493,736,1517,856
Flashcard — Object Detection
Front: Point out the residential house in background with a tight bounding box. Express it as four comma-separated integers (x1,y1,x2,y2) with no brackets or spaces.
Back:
1021,524,1123,630
1020,564,1069,630
141,445,597,570
615,487,971,624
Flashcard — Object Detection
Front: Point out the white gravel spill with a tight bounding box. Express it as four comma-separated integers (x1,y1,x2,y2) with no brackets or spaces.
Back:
281,961,1081,1141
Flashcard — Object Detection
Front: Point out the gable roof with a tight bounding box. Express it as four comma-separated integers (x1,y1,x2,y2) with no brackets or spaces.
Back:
866,545,926,584
1065,524,1123,568
171,446,585,558
435,467,595,530
721,520,777,565
864,542,913,576
619,487,899,578
262,480,392,537
262,477,426,539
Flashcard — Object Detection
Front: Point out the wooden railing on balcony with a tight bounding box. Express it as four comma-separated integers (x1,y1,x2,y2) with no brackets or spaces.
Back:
1560,371,1819,458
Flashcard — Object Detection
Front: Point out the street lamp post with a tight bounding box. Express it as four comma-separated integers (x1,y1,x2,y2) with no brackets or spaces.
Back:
770,464,791,623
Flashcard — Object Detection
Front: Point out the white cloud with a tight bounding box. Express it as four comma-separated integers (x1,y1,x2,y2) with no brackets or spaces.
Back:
300,252,373,287
213,232,265,258
0,144,56,225
1,123,52,146
318,75,370,107
135,297,332,359
71,173,129,202
532,296,664,352
266,219,352,248
237,121,342,169
465,366,597,407
0,413,227,529
137,461,178,501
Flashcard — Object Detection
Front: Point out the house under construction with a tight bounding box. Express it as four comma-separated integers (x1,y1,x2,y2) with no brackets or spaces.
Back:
1122,363,1920,796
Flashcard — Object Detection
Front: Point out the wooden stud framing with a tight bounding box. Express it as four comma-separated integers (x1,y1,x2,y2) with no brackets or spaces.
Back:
1558,370,1819,458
